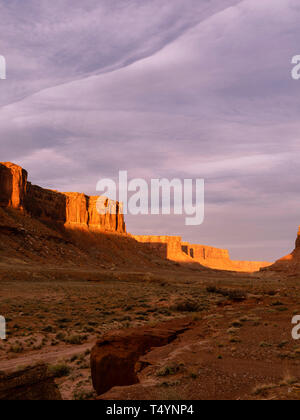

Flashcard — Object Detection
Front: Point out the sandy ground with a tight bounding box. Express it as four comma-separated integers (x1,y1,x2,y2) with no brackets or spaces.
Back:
1,260,300,400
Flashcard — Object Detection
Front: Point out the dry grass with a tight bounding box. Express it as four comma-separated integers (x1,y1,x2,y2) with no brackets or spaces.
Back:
1,265,300,400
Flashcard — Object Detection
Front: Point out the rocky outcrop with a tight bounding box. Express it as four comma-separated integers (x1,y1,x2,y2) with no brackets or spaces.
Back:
134,235,270,272
0,162,126,234
265,226,300,273
0,364,62,400
91,320,191,396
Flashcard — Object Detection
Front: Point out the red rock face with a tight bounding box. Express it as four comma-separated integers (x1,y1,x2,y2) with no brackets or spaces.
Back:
88,196,126,233
65,193,89,229
0,162,126,234
134,235,270,272
91,320,191,396
0,162,28,210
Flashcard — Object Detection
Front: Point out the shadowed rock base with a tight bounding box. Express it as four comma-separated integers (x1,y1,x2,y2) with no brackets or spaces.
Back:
0,364,62,400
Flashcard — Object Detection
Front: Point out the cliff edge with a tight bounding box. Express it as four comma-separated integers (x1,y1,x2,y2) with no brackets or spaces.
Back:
0,162,125,233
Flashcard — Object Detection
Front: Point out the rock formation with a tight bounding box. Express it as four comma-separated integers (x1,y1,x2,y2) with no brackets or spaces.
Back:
0,364,62,400
265,226,300,273
91,319,191,396
134,235,270,272
0,162,126,234
0,162,270,272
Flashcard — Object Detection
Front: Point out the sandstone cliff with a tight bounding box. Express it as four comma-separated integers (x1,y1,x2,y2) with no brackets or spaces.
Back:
0,162,27,210
134,235,270,273
0,162,270,273
0,162,126,234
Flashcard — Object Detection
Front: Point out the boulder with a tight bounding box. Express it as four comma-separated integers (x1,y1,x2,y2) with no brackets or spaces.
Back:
91,320,191,396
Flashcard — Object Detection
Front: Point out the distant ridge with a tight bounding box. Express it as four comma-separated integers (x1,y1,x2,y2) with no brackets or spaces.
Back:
0,162,271,273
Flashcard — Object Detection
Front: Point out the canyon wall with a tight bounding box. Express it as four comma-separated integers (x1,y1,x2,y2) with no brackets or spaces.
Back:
0,162,126,234
134,235,271,272
0,162,271,272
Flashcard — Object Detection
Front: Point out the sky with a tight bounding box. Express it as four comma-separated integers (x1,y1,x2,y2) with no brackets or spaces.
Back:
0,0,300,262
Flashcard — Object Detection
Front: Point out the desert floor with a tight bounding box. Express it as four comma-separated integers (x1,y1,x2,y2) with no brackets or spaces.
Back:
1,263,300,400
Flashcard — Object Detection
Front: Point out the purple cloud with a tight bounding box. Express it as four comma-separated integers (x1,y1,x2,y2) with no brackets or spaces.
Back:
0,0,299,261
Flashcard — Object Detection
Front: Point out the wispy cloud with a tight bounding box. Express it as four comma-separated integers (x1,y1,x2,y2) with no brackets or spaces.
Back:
0,0,241,106
0,0,299,261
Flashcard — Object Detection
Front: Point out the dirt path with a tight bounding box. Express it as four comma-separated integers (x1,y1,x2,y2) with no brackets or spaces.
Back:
0,342,93,372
